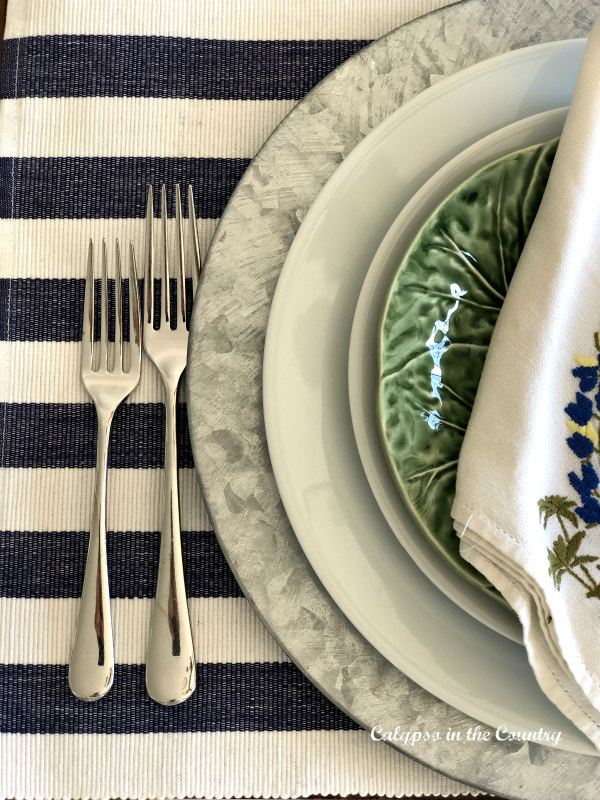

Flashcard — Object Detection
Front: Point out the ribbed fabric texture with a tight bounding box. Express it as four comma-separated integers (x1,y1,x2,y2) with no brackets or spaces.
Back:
0,1,479,798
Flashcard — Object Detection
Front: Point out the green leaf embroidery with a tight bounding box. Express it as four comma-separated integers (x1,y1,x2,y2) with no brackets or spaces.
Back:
537,496,578,529
570,555,598,566
565,530,586,561
546,534,598,593
547,547,567,590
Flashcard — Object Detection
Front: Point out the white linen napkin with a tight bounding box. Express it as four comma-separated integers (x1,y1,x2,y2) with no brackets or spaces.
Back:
452,15,600,750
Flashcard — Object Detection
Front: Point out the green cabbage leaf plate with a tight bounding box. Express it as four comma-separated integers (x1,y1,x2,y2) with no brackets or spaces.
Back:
378,138,558,603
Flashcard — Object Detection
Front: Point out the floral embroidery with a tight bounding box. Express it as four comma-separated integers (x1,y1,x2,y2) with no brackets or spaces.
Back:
565,392,593,426
538,341,600,597
566,420,599,449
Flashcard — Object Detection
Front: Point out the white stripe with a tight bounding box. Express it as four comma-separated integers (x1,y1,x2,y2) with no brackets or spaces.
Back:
0,98,296,159
5,0,455,41
0,341,197,404
0,468,211,532
0,731,478,799
0,596,288,664
0,218,218,280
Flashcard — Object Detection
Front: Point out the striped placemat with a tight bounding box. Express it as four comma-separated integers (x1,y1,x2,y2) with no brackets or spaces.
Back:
0,1,481,797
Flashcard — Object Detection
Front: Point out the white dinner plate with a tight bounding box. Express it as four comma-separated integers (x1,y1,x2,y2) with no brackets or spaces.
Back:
348,107,568,644
263,39,595,755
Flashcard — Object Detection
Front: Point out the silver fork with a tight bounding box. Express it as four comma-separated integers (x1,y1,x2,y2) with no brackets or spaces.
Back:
69,239,142,702
143,184,201,705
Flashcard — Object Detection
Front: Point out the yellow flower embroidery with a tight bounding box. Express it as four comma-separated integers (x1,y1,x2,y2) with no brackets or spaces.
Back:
576,354,598,368
567,419,599,449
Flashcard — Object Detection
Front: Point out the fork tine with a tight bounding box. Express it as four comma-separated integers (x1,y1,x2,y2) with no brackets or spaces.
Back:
115,239,123,372
101,239,109,370
161,184,170,324
175,184,186,324
82,240,94,369
129,241,142,373
144,186,154,326
188,185,201,298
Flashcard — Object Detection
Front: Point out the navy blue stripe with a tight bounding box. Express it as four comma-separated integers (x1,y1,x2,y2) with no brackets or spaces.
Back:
0,403,195,468
0,663,358,733
0,279,84,341
0,530,242,599
0,157,247,219
0,278,196,342
0,36,369,100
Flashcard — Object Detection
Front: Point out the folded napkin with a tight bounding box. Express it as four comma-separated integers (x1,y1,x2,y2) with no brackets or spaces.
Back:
452,15,600,750
0,1,475,799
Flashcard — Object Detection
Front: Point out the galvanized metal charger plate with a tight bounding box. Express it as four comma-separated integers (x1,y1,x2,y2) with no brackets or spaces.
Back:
187,1,600,796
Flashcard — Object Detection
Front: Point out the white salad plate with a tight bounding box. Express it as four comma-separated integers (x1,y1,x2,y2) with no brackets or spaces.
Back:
348,107,568,645
262,39,594,754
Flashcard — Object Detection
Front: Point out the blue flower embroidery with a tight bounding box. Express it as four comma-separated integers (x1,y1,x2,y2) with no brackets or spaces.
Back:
565,392,594,426
575,496,600,524
568,462,600,523
569,461,599,494
573,365,598,393
567,432,595,459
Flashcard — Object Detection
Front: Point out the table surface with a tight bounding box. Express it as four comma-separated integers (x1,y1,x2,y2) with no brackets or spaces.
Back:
0,0,490,797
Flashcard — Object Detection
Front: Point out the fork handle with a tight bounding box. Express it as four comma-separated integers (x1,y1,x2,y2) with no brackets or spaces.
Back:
69,413,115,701
146,382,196,705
